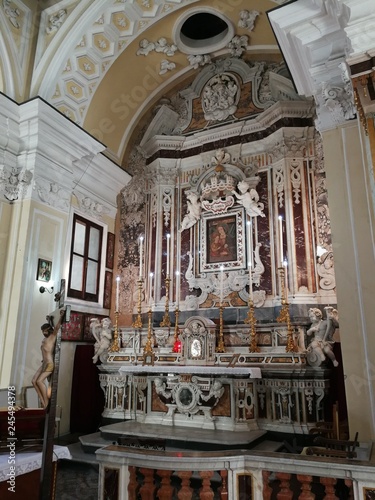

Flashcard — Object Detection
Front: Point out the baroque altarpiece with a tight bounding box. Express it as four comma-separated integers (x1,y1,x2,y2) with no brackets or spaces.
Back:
98,57,339,435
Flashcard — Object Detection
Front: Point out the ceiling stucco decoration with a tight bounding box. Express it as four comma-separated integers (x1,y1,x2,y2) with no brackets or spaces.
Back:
34,0,204,125
23,0,280,164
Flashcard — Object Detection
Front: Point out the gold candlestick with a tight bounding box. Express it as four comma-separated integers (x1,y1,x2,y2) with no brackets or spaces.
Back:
109,310,120,352
143,307,155,364
245,298,260,353
132,278,143,328
172,307,181,352
217,305,226,353
160,276,171,327
276,266,296,353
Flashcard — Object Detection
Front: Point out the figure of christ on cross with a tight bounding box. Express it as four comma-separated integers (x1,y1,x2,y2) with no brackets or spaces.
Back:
32,308,65,408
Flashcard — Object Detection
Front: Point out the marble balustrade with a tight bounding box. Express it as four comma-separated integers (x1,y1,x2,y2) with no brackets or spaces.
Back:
96,445,375,500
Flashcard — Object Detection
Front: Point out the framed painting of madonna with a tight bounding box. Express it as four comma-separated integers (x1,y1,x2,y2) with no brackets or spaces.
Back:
200,207,246,272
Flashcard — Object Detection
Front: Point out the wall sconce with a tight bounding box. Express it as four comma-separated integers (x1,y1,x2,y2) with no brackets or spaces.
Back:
39,286,54,294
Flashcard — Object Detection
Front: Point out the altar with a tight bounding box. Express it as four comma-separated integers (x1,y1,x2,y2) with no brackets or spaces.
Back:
94,57,342,440
97,316,332,435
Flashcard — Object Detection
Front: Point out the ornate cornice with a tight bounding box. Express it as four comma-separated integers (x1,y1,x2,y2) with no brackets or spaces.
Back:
0,94,130,209
268,0,375,132
141,100,314,160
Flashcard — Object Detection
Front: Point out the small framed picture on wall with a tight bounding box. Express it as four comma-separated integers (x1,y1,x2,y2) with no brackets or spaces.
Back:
37,259,52,282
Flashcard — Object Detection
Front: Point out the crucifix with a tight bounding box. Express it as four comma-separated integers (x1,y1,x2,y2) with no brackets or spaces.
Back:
37,279,70,500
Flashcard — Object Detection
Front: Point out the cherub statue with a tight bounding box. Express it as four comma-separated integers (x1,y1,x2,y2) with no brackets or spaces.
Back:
179,191,202,232
154,377,172,400
91,317,113,364
232,180,265,217
201,379,224,406
306,307,339,367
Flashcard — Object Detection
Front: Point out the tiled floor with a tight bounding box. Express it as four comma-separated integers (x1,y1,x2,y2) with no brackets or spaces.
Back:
55,434,99,500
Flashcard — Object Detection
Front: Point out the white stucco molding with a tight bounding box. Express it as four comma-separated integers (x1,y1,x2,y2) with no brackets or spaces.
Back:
341,0,375,57
0,95,130,208
267,0,373,132
72,153,131,218
267,0,350,98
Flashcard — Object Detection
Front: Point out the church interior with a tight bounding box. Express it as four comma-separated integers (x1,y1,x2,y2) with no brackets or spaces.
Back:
0,0,375,498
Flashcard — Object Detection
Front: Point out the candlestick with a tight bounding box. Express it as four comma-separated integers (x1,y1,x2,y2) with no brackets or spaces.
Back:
139,236,144,278
115,275,120,312
149,272,154,307
166,233,170,276
220,265,224,305
278,215,283,266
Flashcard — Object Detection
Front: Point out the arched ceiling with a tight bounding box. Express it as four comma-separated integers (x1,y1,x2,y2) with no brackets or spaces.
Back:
0,0,288,166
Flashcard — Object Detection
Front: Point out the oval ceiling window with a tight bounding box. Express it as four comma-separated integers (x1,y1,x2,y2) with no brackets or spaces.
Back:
174,9,234,55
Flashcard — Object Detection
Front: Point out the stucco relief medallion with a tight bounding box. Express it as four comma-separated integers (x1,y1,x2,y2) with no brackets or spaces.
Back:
202,73,240,121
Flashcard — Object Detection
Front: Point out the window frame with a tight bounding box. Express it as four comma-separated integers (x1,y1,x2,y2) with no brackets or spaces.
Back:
67,213,104,302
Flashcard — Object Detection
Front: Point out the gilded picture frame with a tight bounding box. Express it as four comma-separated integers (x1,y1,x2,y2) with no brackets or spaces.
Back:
200,207,246,272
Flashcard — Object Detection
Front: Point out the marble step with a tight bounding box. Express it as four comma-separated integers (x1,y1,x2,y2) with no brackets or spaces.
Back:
99,420,267,450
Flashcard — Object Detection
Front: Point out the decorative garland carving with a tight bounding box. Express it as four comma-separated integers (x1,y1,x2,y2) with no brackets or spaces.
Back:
289,160,301,205
227,35,248,58
35,179,70,212
2,0,20,29
74,190,109,220
238,10,259,31
46,9,67,34
162,187,172,227
136,37,178,57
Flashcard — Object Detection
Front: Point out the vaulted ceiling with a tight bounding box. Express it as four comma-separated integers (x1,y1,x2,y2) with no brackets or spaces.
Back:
0,0,287,167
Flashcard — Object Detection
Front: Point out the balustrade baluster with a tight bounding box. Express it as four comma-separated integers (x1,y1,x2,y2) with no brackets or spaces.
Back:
219,469,228,499
320,477,337,499
297,474,315,499
344,479,354,499
262,470,273,500
157,469,174,500
128,466,138,500
199,470,215,500
276,472,293,500
177,470,193,500
139,467,157,499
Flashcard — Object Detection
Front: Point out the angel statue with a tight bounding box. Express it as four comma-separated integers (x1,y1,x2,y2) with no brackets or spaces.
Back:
232,180,265,217
179,191,202,232
91,317,113,364
306,306,339,367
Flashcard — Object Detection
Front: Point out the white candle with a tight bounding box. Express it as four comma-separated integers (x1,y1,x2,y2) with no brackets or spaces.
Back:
278,215,283,266
247,218,254,301
220,266,224,304
247,218,253,268
149,272,154,306
139,236,144,278
115,275,120,312
175,270,180,307
166,233,171,276
249,264,253,302
283,259,288,300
